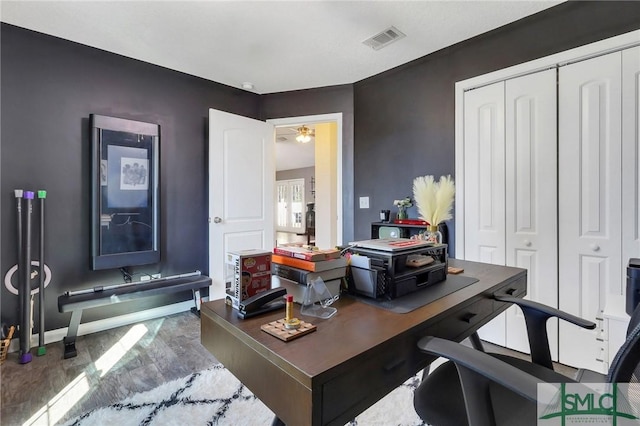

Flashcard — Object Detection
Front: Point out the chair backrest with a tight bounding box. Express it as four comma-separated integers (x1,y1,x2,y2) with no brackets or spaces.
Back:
607,303,640,384
627,302,640,336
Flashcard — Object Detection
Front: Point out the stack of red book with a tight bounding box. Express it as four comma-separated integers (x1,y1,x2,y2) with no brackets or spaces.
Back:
271,246,347,302
271,247,347,273
393,219,429,225
273,246,341,262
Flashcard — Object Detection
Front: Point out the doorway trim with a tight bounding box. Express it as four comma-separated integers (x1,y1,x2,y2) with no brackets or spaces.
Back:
268,113,343,245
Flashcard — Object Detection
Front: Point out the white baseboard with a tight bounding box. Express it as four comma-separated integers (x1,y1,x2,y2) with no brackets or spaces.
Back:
8,300,196,354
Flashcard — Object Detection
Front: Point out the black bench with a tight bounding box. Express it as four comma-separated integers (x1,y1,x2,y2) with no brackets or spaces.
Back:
58,274,211,359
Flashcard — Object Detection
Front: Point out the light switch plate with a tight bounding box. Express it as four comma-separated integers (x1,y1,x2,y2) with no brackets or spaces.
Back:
359,196,369,209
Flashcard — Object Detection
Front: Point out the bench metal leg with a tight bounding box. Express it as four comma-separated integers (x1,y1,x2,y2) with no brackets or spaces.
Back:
190,289,202,317
63,309,82,359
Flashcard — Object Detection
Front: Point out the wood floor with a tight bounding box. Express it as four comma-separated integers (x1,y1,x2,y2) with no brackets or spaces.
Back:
0,309,577,426
0,311,217,426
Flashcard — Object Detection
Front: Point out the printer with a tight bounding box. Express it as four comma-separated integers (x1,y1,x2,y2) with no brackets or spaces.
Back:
347,238,448,299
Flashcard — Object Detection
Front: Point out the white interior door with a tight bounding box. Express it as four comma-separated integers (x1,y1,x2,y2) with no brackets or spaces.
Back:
463,81,506,264
463,81,506,346
504,69,558,357
558,52,622,372
208,109,275,301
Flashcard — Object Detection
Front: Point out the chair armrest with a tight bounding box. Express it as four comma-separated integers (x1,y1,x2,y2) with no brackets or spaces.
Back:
495,296,597,329
417,336,586,426
494,295,596,369
417,336,540,402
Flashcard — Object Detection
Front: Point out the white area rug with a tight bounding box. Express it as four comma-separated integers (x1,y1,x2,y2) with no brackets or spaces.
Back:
62,364,426,425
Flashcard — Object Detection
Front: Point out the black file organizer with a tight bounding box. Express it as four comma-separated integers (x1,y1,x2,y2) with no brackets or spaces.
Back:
347,244,448,300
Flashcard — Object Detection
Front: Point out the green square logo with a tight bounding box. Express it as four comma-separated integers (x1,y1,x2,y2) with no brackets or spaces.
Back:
537,383,640,425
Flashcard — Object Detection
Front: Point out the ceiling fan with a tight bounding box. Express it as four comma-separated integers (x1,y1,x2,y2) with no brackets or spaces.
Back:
275,125,316,143
294,125,315,143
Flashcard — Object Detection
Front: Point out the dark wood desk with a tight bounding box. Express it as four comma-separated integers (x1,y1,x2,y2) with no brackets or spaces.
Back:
200,259,526,426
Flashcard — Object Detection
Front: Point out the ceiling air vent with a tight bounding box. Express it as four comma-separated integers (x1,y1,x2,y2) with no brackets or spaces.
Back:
363,26,406,51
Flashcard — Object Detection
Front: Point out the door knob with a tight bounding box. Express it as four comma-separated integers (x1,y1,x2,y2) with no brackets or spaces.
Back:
524,240,532,247
213,217,222,223
590,243,600,252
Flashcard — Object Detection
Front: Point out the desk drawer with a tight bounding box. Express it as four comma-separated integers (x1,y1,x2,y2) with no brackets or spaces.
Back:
320,296,498,425
321,337,418,425
320,275,526,424
424,275,527,342
493,277,527,299
426,295,495,342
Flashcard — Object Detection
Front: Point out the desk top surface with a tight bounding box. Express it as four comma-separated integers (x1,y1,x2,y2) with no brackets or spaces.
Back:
201,259,525,381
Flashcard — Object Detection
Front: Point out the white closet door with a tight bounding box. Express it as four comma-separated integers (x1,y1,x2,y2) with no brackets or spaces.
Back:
622,47,640,273
463,81,506,345
559,52,622,372
504,69,558,356
463,82,506,264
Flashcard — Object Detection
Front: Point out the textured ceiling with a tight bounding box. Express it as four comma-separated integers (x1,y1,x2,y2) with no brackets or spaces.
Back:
2,1,563,171
275,125,316,172
1,1,562,94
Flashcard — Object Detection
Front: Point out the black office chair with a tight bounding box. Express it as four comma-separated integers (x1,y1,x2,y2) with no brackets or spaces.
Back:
413,296,640,426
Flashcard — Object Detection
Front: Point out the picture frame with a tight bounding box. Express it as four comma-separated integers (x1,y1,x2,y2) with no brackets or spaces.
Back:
90,114,160,270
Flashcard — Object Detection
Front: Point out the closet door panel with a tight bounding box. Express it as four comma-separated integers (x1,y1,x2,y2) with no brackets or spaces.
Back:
463,81,506,345
622,46,640,273
559,52,622,372
504,69,558,356
463,82,506,264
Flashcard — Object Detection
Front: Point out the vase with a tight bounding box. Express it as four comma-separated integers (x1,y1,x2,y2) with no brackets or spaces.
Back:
397,207,408,220
305,203,315,229
425,225,442,244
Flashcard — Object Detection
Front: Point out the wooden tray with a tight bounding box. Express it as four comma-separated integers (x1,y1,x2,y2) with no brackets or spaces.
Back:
261,319,316,341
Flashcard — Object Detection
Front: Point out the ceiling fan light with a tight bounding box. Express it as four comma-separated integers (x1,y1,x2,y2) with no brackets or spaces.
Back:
296,125,312,143
296,133,311,143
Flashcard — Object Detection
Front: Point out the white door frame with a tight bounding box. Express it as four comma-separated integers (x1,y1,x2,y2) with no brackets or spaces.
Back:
268,113,343,246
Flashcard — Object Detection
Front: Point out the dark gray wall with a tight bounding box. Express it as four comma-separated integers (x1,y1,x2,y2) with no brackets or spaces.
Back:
261,85,355,243
3,1,640,333
352,1,640,255
0,24,261,330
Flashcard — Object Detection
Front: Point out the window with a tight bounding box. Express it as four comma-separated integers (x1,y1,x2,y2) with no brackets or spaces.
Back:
276,179,305,232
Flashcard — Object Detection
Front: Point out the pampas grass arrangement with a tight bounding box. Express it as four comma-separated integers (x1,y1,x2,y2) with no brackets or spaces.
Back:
413,175,455,227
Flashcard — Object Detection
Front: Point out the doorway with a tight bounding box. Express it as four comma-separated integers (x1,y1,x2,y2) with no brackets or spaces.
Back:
268,113,343,249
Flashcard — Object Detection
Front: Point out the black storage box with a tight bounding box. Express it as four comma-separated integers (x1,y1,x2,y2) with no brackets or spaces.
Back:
347,244,448,299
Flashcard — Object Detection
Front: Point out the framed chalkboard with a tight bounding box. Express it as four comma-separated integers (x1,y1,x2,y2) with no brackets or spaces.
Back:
90,114,160,270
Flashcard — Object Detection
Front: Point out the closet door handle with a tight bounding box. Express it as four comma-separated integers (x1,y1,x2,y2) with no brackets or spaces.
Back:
590,243,600,252
523,240,532,247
